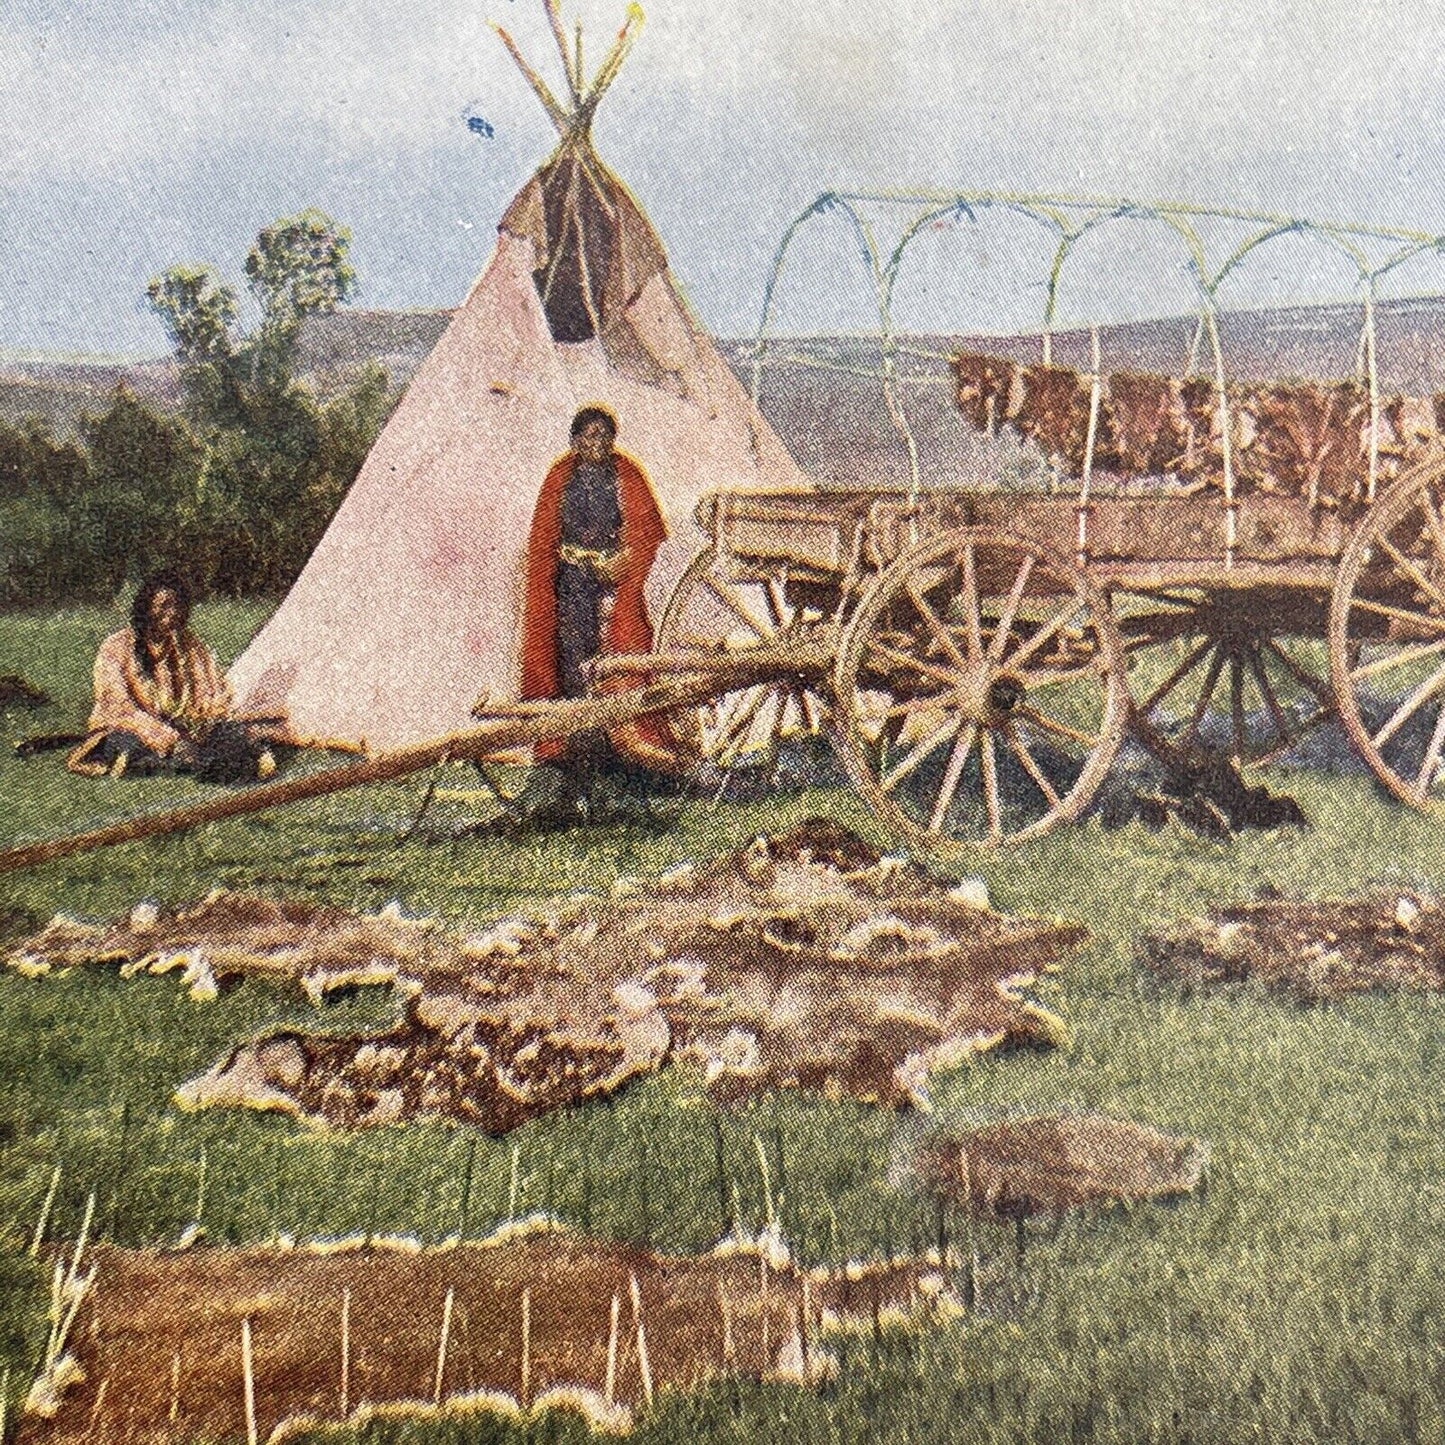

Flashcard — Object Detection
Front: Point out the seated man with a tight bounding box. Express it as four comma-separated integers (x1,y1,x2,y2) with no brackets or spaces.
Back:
68,571,278,783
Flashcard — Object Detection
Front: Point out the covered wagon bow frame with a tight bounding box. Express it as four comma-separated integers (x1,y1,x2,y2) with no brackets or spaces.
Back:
750,187,1445,510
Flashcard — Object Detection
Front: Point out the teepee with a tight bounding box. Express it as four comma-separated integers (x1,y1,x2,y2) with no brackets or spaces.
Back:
229,1,808,751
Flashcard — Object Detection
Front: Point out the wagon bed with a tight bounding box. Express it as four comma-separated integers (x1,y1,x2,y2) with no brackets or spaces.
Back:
660,459,1445,846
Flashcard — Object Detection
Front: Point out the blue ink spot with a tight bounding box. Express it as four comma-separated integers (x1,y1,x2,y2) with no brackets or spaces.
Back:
467,115,495,139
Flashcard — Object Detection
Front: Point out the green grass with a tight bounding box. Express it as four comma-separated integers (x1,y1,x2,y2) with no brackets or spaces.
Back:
5,603,1445,1442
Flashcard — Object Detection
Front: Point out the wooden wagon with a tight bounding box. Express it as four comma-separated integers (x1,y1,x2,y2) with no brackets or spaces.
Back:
639,446,1445,848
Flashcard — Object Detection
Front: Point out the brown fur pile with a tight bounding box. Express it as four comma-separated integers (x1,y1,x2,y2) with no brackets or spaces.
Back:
9,822,1086,1131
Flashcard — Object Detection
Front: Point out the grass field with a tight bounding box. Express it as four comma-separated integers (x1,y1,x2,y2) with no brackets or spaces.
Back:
4,603,1445,1442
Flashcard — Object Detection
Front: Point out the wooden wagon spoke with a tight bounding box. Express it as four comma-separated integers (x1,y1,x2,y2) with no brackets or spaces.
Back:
985,554,1037,666
1259,637,1333,699
905,581,969,671
1006,723,1062,809
1348,597,1445,636
866,639,964,688
881,690,954,720
959,542,984,660
1014,705,1099,750
927,723,978,834
1372,657,1445,750
881,714,962,794
1229,654,1247,761
702,575,773,640
799,687,829,734
1183,645,1229,749
777,688,805,738
1253,702,1335,767
1008,595,1086,671
749,689,786,759
1350,634,1445,683
763,576,790,631
1244,644,1295,747
979,731,1003,841
1138,637,1213,715
1417,702,1445,793
854,690,892,744
711,685,774,759
1373,534,1445,614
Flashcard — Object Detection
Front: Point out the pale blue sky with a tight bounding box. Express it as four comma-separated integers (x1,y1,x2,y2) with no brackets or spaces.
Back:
3,0,1445,357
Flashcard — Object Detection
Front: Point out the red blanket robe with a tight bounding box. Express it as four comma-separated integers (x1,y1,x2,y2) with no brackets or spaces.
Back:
520,448,670,764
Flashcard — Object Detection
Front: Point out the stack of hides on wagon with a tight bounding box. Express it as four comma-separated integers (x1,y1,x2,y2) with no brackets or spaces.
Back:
953,350,1445,504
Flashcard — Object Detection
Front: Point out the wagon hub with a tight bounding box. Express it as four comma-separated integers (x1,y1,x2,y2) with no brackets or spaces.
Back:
948,663,1027,725
987,674,1027,720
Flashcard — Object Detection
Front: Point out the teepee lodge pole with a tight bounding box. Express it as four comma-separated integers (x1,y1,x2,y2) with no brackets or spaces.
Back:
0,651,817,875
543,0,582,104
493,23,573,137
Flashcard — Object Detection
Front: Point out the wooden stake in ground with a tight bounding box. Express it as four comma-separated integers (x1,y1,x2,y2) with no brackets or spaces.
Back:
630,1273,653,1410
519,1287,531,1409
64,1192,95,1299
194,1148,208,1230
434,1287,454,1405
241,1318,257,1445
339,1289,351,1419
604,1293,620,1408
169,1351,181,1423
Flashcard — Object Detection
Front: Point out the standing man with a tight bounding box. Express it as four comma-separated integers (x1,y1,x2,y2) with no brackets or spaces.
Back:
519,407,673,812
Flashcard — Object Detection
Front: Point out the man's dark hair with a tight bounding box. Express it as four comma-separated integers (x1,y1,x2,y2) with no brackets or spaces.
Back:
570,406,618,439
130,570,194,676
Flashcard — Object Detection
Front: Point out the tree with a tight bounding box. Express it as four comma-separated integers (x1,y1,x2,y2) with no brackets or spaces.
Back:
130,209,381,598
145,265,239,363
244,209,357,335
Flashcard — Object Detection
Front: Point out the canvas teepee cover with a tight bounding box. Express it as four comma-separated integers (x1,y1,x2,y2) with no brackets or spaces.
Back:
228,3,807,751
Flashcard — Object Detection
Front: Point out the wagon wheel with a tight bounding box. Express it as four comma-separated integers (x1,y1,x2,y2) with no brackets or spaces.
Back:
833,528,1128,847
1114,585,1334,767
1330,461,1445,810
655,548,836,770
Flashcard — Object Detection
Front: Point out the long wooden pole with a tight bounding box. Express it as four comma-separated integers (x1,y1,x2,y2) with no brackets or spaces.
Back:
0,653,817,876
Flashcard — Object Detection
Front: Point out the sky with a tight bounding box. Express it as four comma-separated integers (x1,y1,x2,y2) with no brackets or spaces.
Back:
3,0,1445,357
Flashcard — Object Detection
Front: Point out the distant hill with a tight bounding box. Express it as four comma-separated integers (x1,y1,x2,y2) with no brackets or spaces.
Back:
0,356,180,432
6,295,1445,490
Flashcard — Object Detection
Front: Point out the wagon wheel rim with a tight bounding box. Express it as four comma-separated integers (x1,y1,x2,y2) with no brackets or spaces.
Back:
834,528,1128,848
655,547,835,771
1115,585,1335,767
1331,459,1445,811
